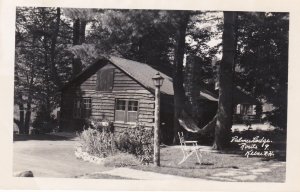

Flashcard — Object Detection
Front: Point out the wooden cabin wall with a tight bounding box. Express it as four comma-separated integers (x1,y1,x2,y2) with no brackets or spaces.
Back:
60,63,156,134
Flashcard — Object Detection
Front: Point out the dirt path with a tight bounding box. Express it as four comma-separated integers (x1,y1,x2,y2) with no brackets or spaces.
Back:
13,137,112,178
99,167,210,180
207,161,286,182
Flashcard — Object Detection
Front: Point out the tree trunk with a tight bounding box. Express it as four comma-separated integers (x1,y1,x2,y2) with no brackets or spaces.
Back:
172,13,190,144
79,20,86,44
72,19,86,76
23,58,36,134
14,103,24,134
50,7,62,87
17,92,25,133
24,103,32,134
17,103,25,134
212,12,237,150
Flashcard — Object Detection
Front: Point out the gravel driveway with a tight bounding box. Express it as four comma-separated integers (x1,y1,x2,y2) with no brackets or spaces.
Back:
13,134,112,178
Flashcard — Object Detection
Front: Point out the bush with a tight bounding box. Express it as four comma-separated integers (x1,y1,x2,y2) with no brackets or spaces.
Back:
115,124,154,164
78,128,115,158
103,153,140,167
78,121,154,164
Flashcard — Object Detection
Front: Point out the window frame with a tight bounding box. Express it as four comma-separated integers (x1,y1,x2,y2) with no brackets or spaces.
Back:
114,99,139,124
236,104,256,115
73,97,92,119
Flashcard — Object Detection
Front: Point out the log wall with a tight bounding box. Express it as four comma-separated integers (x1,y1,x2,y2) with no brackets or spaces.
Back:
60,63,155,132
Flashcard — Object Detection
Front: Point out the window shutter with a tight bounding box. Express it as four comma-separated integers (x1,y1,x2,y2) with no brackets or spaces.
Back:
96,71,101,91
107,69,114,90
96,68,114,91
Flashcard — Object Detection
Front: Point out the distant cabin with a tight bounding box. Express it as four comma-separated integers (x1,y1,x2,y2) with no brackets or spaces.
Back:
231,88,261,124
186,81,261,126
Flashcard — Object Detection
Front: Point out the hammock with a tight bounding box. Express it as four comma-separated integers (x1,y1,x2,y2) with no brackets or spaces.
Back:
178,110,203,133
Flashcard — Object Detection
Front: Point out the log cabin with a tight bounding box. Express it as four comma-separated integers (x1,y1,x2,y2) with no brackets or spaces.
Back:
59,56,260,143
59,56,178,143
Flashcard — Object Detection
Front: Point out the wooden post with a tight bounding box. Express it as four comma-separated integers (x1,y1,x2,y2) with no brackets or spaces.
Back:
154,86,161,166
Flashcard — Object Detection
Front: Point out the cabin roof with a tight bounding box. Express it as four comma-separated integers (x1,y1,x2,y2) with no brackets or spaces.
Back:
61,56,174,95
61,56,257,103
109,56,174,95
198,83,260,104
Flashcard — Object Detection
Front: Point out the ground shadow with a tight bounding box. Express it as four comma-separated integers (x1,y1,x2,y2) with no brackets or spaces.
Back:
158,164,239,170
13,134,74,142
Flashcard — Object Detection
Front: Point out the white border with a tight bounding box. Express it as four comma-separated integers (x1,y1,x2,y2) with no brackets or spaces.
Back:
1,0,299,191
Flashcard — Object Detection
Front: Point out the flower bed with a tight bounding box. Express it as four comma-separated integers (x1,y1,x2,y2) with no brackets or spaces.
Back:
75,146,104,165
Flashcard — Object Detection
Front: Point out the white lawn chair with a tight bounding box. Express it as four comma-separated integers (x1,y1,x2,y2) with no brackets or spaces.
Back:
178,132,202,165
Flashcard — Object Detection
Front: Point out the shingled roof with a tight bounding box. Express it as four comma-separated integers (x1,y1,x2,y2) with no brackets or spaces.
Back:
61,56,174,95
109,56,174,95
197,82,260,104
61,56,259,104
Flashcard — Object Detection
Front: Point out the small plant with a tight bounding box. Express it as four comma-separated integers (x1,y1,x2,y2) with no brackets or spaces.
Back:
78,127,115,158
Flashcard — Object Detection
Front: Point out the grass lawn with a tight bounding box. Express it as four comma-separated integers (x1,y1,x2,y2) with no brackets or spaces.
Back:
130,146,286,182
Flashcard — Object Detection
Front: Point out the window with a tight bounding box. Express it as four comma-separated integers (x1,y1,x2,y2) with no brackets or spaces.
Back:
96,66,114,91
115,99,138,123
73,97,91,119
236,104,256,115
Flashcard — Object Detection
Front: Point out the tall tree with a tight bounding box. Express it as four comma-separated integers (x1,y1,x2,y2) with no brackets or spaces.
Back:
235,12,288,129
63,8,96,75
49,8,62,87
15,7,73,133
213,12,237,149
172,11,191,144
184,11,288,149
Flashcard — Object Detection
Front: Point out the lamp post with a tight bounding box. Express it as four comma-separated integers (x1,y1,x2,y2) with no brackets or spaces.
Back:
152,72,164,166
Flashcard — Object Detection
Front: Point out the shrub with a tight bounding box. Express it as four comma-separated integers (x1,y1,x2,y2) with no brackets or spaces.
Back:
115,123,154,164
78,121,154,164
103,153,140,167
78,128,115,158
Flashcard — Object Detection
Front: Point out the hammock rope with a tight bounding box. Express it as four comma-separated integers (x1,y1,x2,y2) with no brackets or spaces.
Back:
178,110,202,133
